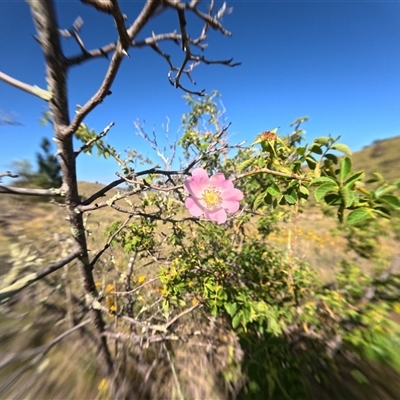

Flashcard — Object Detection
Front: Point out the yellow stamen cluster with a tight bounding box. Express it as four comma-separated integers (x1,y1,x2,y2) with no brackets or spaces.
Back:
202,187,222,209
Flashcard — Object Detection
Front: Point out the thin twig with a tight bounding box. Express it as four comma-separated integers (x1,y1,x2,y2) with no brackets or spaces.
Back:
0,319,90,369
75,121,115,156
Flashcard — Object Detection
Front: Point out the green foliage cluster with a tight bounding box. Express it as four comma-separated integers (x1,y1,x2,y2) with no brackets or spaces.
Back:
104,93,400,398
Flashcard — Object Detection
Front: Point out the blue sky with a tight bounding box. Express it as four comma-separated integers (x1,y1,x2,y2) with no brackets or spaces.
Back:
1,0,400,184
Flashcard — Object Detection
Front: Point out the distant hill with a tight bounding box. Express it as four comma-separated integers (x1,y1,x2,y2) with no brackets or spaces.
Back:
352,136,400,182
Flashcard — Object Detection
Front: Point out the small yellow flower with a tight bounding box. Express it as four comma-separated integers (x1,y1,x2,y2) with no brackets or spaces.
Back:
105,284,115,294
138,275,146,284
98,378,109,394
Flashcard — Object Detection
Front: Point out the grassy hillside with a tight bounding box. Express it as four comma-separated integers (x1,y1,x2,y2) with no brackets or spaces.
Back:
352,135,400,181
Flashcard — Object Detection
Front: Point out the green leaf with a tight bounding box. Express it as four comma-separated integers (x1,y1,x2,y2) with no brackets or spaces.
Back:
325,153,339,164
331,143,352,156
238,158,255,173
344,171,365,188
314,182,338,202
310,176,337,186
306,157,317,170
253,192,266,210
378,195,400,209
340,157,352,181
232,313,241,329
325,193,342,205
299,185,309,195
349,191,360,207
369,172,385,184
340,187,352,208
267,183,281,196
309,143,323,155
375,185,397,198
224,302,238,317
296,146,307,156
284,193,297,204
346,208,372,225
314,136,331,145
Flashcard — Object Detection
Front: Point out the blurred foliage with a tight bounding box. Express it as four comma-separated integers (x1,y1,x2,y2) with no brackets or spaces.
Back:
11,137,61,189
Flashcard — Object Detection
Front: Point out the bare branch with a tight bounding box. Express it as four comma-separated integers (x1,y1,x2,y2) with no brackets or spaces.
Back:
79,178,125,206
0,71,51,101
0,186,64,197
67,0,160,136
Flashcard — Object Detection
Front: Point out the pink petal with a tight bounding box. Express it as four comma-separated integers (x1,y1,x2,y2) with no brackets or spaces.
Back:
185,197,204,217
204,208,227,224
184,168,210,197
222,199,240,213
219,180,234,192
222,188,244,202
209,173,226,186
191,168,209,183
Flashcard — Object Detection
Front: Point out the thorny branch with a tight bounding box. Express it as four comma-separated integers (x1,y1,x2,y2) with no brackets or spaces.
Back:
75,121,115,156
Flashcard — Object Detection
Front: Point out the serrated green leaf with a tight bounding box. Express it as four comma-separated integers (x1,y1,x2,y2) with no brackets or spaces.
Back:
346,208,372,225
331,143,352,156
314,136,330,145
267,183,281,196
344,171,365,188
314,182,338,202
310,176,338,185
284,194,296,204
340,157,352,182
339,187,352,208
378,195,400,209
350,191,360,207
253,192,266,210
238,158,255,173
324,193,342,205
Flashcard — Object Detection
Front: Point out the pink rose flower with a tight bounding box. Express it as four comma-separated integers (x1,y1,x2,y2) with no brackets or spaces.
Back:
184,168,243,224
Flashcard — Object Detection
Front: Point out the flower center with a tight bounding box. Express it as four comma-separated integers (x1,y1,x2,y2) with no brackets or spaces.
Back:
202,187,222,209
